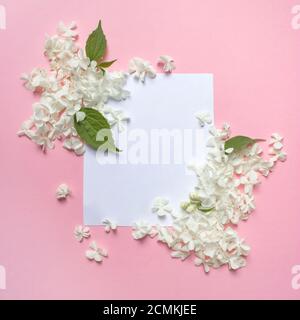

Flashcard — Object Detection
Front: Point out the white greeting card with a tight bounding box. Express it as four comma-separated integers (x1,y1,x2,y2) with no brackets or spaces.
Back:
84,74,214,226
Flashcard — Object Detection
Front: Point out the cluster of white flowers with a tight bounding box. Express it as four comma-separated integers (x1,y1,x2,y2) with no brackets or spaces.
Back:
74,225,109,264
21,22,284,272
132,124,286,272
86,241,108,263
18,22,130,155
128,55,176,82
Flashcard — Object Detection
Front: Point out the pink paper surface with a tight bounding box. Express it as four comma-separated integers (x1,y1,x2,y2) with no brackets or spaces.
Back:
0,0,299,300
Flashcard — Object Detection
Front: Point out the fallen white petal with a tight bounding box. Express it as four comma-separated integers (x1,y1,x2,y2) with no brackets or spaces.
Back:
56,183,70,199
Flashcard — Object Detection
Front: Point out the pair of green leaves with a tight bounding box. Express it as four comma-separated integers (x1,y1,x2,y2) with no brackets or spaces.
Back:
85,21,116,71
224,136,265,154
74,21,119,152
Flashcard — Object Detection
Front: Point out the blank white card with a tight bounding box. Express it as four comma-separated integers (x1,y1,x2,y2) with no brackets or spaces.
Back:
84,74,214,226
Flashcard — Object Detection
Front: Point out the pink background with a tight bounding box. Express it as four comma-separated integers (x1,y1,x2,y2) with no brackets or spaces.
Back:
0,0,300,300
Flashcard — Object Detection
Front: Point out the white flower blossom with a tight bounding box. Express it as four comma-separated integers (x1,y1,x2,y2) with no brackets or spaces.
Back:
132,220,153,240
57,21,78,38
195,111,212,127
229,256,247,270
277,151,287,162
86,241,108,263
171,250,190,261
56,183,70,199
74,225,90,242
158,55,176,73
238,170,260,195
63,137,85,156
269,133,283,150
21,68,50,92
128,57,156,82
17,118,34,137
268,133,286,163
102,218,117,233
108,109,130,132
152,197,173,217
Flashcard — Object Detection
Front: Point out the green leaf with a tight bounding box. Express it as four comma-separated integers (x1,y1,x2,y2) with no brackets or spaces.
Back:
98,59,117,68
74,108,119,152
224,136,265,154
85,21,107,62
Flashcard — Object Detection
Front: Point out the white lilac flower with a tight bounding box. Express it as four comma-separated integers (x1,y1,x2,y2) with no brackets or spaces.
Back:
239,170,260,195
152,197,173,217
85,241,108,263
132,126,286,272
268,133,286,163
102,218,117,233
74,225,90,242
195,111,212,127
269,133,283,150
277,151,287,162
158,55,176,73
108,109,130,132
56,183,70,199
57,21,78,38
21,68,50,92
18,22,130,155
63,137,85,156
17,118,34,137
171,251,190,261
229,256,247,270
128,57,156,82
132,220,153,240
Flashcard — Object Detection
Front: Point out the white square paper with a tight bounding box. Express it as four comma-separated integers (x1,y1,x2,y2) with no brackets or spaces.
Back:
84,74,214,226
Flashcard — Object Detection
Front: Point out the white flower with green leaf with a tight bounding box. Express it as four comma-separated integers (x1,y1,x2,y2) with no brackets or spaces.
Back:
19,21,126,155
133,126,286,272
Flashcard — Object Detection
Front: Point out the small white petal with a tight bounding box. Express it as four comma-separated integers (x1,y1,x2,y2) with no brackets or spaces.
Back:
74,225,90,242
102,218,118,233
152,197,173,217
158,55,176,73
128,57,156,82
85,241,107,263
195,112,212,128
273,141,283,150
85,250,96,260
75,111,86,122
56,183,70,199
